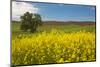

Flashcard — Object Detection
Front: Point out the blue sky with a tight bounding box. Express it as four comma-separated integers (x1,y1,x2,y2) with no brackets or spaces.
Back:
12,1,96,22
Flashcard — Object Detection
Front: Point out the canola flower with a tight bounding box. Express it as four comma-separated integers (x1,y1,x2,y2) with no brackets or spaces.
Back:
12,29,96,65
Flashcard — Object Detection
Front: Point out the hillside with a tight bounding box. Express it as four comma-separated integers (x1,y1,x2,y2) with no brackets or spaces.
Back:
42,21,95,26
12,21,96,26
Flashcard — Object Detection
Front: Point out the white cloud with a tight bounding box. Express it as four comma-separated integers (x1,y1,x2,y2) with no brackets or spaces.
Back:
12,1,39,21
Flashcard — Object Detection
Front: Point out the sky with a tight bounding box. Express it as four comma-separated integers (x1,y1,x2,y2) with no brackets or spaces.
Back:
12,1,96,22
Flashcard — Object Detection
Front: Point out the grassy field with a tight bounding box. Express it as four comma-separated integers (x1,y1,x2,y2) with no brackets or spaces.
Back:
12,22,95,35
12,22,96,65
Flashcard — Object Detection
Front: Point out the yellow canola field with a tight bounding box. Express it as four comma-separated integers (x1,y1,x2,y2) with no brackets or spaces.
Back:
12,30,96,65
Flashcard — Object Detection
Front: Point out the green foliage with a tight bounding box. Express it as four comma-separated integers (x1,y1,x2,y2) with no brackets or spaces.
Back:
20,12,42,33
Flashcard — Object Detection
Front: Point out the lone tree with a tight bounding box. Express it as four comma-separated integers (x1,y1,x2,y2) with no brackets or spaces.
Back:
20,12,42,33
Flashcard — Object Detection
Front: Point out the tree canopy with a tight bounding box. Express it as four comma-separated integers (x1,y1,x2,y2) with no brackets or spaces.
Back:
20,12,42,33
